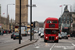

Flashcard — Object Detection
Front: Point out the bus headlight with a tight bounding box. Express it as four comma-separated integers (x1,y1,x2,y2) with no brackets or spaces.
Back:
46,37,48,39
56,37,58,39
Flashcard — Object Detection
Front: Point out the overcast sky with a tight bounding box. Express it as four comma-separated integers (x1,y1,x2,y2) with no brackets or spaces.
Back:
0,0,75,22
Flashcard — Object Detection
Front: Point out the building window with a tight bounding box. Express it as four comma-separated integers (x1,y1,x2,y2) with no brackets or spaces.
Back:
73,24,75,27
67,21,69,24
71,20,73,23
63,21,66,24
47,20,52,23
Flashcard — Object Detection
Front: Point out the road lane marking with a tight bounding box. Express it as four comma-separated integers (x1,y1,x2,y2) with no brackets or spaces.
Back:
54,46,74,49
35,46,40,48
68,41,75,47
72,43,75,46
50,43,56,50
64,46,66,49
35,44,40,48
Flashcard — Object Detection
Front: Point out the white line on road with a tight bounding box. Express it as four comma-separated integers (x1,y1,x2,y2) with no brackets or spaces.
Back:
35,46,40,48
72,43,75,46
50,43,56,50
68,41,75,47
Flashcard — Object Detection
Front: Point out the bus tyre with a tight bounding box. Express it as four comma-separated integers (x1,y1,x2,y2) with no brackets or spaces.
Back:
13,38,15,40
66,37,68,39
44,39,47,42
55,40,58,43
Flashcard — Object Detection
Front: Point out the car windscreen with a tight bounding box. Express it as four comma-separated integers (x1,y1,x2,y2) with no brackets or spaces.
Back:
61,32,67,36
14,33,19,35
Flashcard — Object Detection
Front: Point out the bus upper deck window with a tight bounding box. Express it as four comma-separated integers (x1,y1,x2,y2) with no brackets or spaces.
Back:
53,21,57,23
47,20,52,23
47,20,49,23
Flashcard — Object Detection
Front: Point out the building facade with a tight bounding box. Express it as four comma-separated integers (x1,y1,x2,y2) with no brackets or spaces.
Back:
15,0,28,26
59,5,73,32
0,4,1,25
0,4,1,16
71,12,75,30
0,15,9,30
39,22,44,28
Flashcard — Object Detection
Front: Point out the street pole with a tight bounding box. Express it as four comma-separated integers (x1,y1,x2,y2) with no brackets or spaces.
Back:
7,4,15,17
26,0,36,41
19,0,21,44
30,0,32,41
33,22,34,40
7,5,8,17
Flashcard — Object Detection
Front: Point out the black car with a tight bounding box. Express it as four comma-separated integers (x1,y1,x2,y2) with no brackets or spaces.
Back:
13,33,22,40
11,32,14,39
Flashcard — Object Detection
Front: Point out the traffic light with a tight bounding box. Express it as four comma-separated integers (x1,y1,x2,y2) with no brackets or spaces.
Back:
31,22,35,27
33,22,35,28
31,22,33,27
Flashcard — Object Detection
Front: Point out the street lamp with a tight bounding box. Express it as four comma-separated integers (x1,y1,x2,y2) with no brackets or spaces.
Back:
7,4,15,32
7,4,15,17
19,0,21,44
26,0,36,41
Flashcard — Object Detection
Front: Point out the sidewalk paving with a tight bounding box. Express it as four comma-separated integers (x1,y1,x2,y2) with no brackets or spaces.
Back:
0,34,38,50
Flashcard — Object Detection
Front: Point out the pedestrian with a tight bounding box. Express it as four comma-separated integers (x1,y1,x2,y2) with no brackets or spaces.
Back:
0,30,1,35
1,28,4,35
1,30,3,35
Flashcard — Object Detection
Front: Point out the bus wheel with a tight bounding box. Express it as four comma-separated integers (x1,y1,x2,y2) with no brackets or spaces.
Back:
66,37,68,39
55,40,58,43
44,39,47,42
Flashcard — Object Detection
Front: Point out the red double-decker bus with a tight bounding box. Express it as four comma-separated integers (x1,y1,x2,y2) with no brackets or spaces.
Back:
44,17,59,43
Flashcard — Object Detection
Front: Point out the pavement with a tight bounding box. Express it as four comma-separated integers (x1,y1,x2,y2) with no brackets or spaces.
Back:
19,35,75,50
0,33,38,50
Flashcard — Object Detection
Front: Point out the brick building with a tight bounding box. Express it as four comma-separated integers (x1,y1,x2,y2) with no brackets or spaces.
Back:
15,0,28,26
59,5,73,31
0,15,9,30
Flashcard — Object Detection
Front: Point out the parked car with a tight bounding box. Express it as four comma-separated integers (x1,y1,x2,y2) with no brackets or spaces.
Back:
28,30,30,35
34,30,38,33
61,32,68,39
13,33,22,40
40,31,44,38
25,31,28,36
38,31,41,36
58,33,62,39
22,31,28,36
67,34,70,37
11,32,14,39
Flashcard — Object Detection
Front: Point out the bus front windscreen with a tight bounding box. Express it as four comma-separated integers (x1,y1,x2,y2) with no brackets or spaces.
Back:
45,29,58,34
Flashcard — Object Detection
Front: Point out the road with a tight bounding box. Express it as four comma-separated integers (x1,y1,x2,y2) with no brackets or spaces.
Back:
0,34,30,47
19,34,75,50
